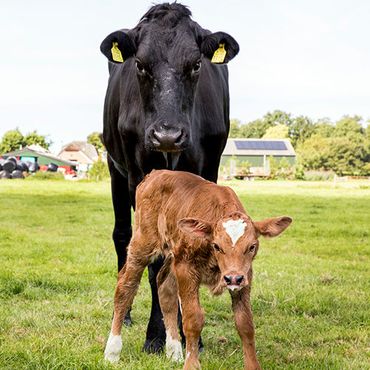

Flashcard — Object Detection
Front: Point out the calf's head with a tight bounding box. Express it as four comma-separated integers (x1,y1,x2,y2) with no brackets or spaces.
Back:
178,212,292,292
100,4,239,152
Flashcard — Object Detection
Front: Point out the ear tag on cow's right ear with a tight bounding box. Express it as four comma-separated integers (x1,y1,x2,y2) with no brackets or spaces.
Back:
211,43,226,64
111,42,124,63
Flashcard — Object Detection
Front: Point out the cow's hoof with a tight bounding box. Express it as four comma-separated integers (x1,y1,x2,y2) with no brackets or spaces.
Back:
123,311,133,327
104,333,122,363
142,337,165,354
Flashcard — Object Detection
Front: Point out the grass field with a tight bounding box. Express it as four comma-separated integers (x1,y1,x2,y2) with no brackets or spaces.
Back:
0,179,369,369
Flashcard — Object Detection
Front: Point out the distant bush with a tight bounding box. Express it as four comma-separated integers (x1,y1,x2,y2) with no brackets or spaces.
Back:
27,171,65,180
304,170,335,181
88,158,109,181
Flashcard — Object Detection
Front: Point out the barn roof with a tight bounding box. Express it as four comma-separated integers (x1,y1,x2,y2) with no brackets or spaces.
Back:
1,147,76,166
223,138,296,156
58,141,98,162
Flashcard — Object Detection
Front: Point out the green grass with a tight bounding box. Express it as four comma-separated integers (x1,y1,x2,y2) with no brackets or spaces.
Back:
0,179,369,369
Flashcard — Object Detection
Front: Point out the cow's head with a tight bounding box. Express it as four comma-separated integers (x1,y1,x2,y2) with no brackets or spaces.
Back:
178,212,292,292
100,3,239,153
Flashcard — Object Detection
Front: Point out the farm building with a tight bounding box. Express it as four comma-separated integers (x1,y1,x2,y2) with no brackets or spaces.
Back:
58,141,99,172
220,138,296,178
1,145,76,169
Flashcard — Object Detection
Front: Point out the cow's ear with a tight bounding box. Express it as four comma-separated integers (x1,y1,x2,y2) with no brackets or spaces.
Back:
201,32,239,64
100,30,136,64
254,216,292,238
178,218,213,241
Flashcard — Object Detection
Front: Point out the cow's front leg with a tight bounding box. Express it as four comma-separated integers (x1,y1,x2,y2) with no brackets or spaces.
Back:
108,158,133,325
104,247,148,363
143,256,166,353
230,287,261,370
176,263,203,370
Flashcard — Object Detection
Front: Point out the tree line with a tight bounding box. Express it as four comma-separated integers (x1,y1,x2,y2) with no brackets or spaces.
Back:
230,110,370,176
0,128,51,154
1,111,369,176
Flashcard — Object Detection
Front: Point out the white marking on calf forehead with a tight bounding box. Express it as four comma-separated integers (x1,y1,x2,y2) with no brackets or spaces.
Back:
222,219,247,246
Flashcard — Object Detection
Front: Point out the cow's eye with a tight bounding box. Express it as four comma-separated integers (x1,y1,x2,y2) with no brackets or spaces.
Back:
212,243,224,254
136,60,146,75
192,60,202,74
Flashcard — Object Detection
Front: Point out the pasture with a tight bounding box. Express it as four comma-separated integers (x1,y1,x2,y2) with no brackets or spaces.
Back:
0,179,369,369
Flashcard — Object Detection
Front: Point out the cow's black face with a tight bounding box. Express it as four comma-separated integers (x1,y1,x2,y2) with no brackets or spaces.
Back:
100,6,239,153
134,30,202,152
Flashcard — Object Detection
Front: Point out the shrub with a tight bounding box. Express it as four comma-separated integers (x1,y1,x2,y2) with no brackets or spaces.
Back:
88,158,109,181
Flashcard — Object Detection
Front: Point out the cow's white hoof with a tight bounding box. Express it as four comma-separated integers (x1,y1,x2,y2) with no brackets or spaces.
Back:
166,332,184,362
104,332,122,363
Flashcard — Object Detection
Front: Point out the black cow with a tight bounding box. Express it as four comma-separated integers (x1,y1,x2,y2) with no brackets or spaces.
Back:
100,3,239,353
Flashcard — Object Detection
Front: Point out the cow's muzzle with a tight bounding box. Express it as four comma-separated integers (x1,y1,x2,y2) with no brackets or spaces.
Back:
148,128,188,152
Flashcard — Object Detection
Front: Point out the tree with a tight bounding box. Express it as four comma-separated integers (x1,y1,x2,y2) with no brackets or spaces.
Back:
263,110,293,126
23,130,51,149
263,124,289,138
87,132,105,152
312,118,335,138
288,115,314,147
229,119,242,138
0,129,24,154
239,119,272,138
334,115,364,138
298,136,368,175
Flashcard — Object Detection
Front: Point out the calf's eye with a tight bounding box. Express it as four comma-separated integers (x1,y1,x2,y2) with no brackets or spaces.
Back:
249,244,257,253
212,243,224,254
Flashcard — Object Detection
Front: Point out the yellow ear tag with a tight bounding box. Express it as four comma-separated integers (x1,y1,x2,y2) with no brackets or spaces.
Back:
211,43,227,64
111,42,124,63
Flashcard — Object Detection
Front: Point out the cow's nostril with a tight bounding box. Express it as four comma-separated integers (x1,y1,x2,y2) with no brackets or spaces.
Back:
235,275,244,285
224,275,232,285
174,129,183,144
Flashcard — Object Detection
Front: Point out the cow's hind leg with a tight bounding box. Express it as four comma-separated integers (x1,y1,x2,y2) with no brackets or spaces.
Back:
143,256,166,353
108,158,133,325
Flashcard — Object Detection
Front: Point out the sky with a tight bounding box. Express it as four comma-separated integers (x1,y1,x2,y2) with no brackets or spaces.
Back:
1,0,369,152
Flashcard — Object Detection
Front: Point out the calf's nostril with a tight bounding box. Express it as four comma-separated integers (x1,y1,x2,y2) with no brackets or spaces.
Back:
223,275,232,285
235,275,244,285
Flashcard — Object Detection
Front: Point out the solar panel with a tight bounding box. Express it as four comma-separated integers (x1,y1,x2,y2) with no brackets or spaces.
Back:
235,140,287,151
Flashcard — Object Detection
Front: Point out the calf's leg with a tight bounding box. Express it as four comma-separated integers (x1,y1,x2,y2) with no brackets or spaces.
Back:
157,258,183,361
104,249,148,363
176,264,204,370
231,288,261,370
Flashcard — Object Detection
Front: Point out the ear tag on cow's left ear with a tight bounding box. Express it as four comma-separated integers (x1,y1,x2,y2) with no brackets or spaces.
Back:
211,43,226,64
111,42,124,63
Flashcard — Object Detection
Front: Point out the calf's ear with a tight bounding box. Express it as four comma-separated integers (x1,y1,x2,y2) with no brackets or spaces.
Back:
254,216,292,238
178,218,213,241
201,32,239,64
100,30,136,63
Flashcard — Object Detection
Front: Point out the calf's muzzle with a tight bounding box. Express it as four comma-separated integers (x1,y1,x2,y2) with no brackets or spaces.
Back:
224,274,244,286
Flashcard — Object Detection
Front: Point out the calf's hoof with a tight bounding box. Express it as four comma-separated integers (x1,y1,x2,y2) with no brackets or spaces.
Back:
142,337,165,354
104,332,122,363
166,341,183,362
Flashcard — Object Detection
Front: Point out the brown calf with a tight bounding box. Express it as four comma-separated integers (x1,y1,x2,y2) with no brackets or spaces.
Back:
104,170,292,369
